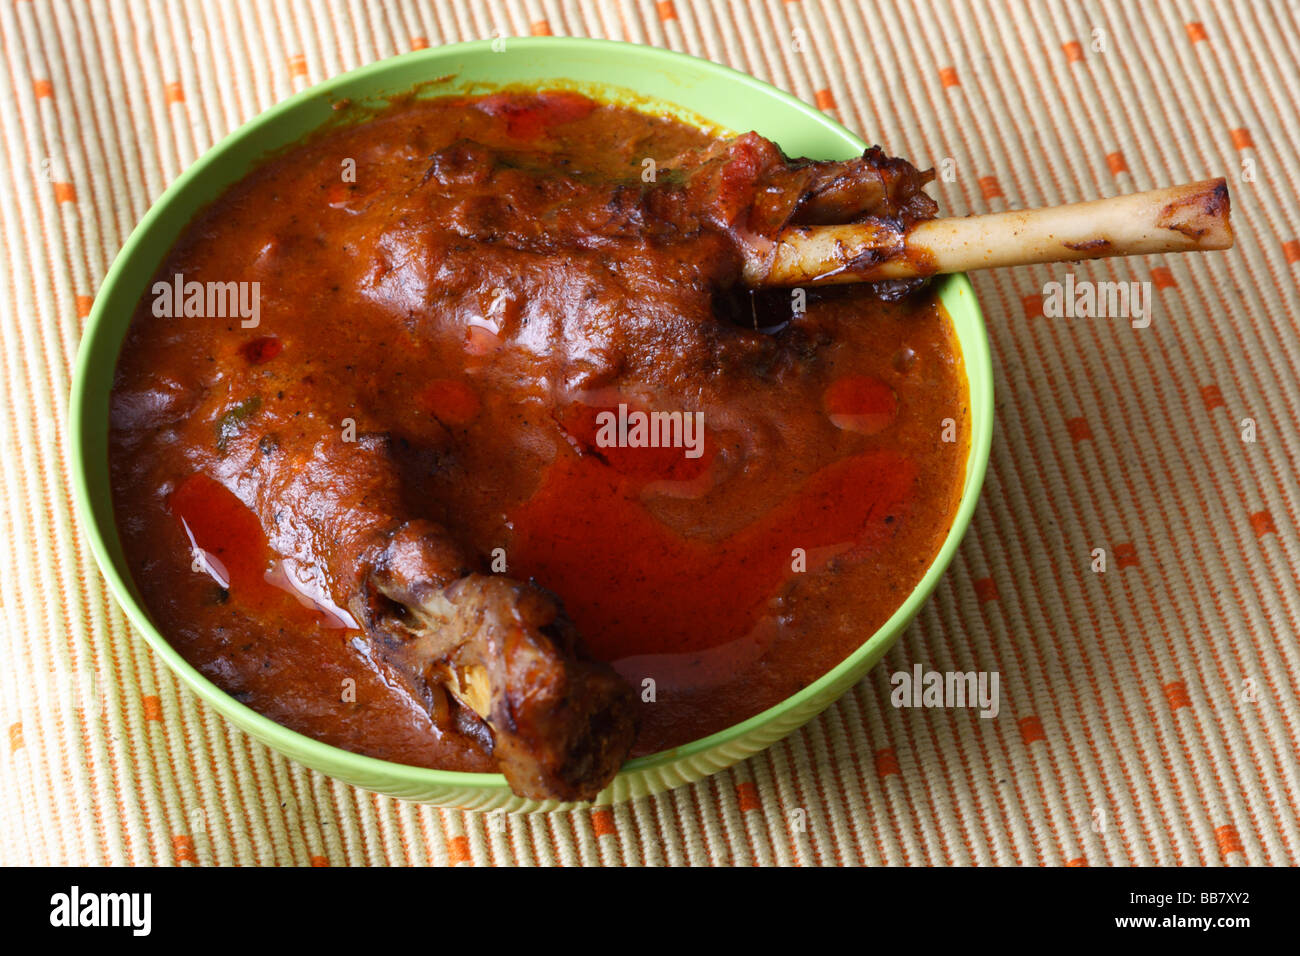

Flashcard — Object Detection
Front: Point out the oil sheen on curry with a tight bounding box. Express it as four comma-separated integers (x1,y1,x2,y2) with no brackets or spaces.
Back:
110,90,969,801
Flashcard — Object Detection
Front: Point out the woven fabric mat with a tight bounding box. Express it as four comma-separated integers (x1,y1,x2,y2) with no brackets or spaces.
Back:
2,0,1297,866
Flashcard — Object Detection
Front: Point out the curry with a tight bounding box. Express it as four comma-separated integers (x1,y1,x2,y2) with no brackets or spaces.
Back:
109,91,969,800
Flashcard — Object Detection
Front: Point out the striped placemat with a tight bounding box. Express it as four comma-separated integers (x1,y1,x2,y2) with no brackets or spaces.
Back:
1,0,1296,866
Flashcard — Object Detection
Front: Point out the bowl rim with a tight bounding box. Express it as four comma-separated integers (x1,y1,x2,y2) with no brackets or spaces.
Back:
70,35,994,798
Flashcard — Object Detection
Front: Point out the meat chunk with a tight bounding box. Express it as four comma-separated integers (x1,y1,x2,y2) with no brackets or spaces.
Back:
365,557,638,801
411,129,939,298
213,414,636,801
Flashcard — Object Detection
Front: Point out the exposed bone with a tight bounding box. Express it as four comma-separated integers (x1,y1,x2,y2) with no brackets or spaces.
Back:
746,179,1233,286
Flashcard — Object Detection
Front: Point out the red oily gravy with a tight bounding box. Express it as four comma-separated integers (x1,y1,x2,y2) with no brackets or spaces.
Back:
110,91,970,770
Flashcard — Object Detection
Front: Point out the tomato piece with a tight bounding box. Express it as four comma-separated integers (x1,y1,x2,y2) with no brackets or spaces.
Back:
239,336,283,365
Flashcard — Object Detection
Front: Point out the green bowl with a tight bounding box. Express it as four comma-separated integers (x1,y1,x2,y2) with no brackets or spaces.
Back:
71,37,993,811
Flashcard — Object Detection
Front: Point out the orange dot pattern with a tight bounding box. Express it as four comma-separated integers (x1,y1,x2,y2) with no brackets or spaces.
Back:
977,175,1002,199
172,835,198,864
1018,716,1046,745
1214,825,1244,857
448,835,472,864
1248,511,1276,538
1163,681,1192,710
1065,417,1093,442
1200,384,1225,410
874,749,901,778
735,781,761,811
